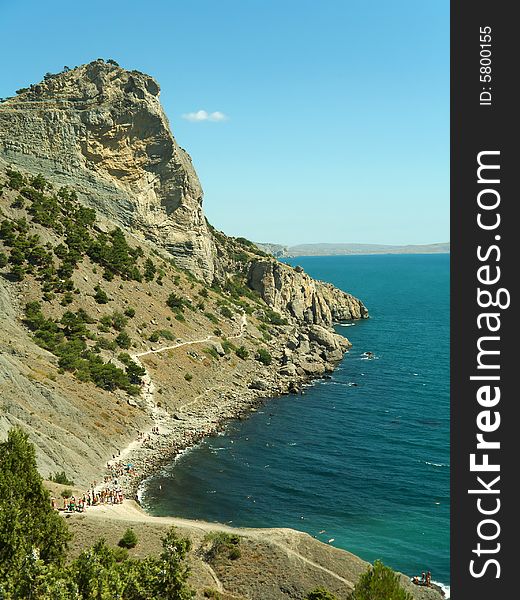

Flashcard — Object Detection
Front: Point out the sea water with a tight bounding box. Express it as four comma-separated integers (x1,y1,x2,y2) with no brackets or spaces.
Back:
140,254,450,594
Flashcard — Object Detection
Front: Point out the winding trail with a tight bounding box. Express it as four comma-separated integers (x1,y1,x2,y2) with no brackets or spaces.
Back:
103,313,247,473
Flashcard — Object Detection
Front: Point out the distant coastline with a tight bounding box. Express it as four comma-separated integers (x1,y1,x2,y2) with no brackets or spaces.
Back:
257,241,450,258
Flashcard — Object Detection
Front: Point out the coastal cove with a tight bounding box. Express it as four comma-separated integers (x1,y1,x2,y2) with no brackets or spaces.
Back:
140,254,450,590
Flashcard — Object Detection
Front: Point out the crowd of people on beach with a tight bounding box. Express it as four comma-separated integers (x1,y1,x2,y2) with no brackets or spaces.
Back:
51,486,125,513
48,419,229,516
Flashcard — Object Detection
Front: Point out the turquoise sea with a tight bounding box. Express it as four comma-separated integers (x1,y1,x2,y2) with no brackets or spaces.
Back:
141,254,450,591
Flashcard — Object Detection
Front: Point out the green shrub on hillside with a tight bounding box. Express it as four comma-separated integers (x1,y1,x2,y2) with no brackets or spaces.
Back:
95,336,118,352
49,470,75,486
112,545,129,563
60,291,74,305
203,531,241,561
115,330,132,349
220,305,233,319
149,329,175,343
94,284,110,304
60,309,93,338
119,353,146,384
235,345,249,360
8,264,25,281
351,560,413,600
256,348,272,366
5,168,25,190
166,293,186,311
10,194,25,209
100,311,128,332
144,257,156,282
221,339,236,354
118,528,138,549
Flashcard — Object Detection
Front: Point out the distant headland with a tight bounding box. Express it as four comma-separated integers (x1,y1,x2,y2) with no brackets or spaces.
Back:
257,242,450,258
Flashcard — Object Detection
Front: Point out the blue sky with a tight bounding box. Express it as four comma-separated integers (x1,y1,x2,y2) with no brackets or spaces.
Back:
0,0,449,246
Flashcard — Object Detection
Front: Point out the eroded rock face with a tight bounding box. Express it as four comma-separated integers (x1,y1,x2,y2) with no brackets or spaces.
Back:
248,260,368,326
0,60,218,282
0,61,367,321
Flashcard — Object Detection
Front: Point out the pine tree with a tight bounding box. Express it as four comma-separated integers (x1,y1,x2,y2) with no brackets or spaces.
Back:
352,560,413,600
0,428,71,597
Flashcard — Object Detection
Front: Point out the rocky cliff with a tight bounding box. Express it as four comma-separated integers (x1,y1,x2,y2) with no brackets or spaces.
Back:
248,260,367,325
0,60,218,282
0,60,367,329
0,62,446,600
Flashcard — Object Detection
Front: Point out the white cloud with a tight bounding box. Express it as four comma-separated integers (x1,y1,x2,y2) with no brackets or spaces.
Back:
182,109,228,122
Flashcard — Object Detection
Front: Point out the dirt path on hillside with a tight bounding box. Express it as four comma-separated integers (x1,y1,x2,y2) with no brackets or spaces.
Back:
102,313,247,478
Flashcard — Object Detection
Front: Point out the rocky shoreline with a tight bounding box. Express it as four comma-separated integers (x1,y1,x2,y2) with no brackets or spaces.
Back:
98,321,356,503
103,373,332,502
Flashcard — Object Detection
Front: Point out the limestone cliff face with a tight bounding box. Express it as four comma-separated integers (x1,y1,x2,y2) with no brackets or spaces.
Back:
248,260,368,326
0,60,218,282
0,60,366,323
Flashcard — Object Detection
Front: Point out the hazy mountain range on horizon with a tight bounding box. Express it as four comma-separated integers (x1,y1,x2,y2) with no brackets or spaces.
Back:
257,241,450,258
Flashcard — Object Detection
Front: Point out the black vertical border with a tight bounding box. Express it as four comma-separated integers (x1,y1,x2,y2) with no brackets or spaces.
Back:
451,2,516,598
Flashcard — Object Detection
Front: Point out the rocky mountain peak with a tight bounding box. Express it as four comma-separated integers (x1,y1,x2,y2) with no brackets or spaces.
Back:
14,60,161,104
0,60,218,282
